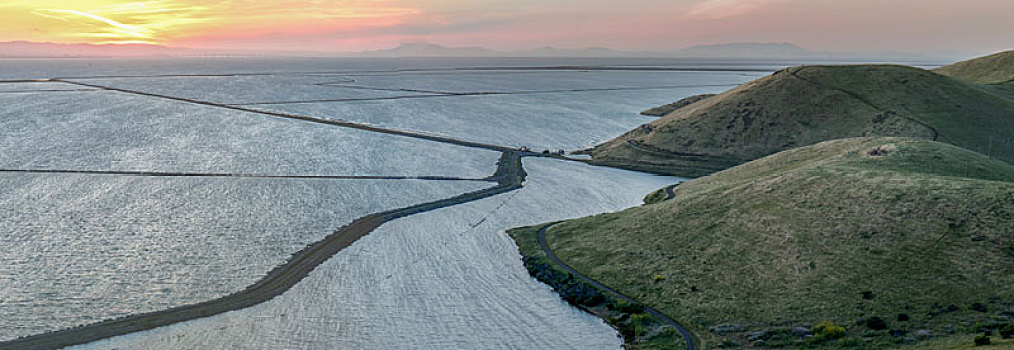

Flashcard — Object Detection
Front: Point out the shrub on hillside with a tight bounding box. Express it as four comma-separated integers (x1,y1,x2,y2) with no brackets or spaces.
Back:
522,257,604,306
812,320,847,342
1000,324,1014,339
974,334,991,346
866,317,888,330
609,299,645,314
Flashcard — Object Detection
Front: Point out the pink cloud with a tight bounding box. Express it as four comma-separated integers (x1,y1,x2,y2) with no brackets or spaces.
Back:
687,0,791,19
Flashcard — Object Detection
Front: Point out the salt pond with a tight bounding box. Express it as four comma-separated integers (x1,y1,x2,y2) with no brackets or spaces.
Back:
0,174,487,340
0,90,498,177
1,58,752,349
71,158,679,350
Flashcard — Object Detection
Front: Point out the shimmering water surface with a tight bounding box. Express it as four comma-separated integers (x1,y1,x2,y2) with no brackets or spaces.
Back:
1,57,769,348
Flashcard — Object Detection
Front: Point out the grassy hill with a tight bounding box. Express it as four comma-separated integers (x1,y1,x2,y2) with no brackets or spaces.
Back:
935,50,1014,85
531,137,1014,348
935,50,1014,99
641,94,716,116
587,64,1014,177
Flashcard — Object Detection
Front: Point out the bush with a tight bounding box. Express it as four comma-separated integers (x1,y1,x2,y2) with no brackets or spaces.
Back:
1000,324,1014,339
837,337,862,347
974,334,991,346
813,320,847,342
522,257,604,306
610,299,645,314
866,317,888,330
618,313,651,341
643,189,668,205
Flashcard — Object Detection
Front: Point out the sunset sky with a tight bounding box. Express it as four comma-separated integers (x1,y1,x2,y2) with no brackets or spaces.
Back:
0,0,1011,54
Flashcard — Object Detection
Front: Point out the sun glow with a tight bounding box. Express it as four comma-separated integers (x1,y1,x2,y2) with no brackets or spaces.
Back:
0,0,418,46
33,9,155,42
1,0,1011,53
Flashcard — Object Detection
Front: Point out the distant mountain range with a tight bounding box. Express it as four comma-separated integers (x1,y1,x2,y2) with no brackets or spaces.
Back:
358,43,640,58
357,42,819,59
0,40,962,61
0,41,178,57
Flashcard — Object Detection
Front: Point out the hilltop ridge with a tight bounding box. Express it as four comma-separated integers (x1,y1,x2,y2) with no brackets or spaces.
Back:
588,64,1014,177
935,50,1014,84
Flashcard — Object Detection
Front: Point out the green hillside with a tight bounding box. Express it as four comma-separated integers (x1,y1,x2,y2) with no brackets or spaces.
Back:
641,94,716,116
587,65,1014,177
531,137,1014,348
935,50,1014,85
936,50,1014,99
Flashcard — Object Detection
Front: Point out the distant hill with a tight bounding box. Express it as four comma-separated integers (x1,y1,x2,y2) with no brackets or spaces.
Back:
533,137,1014,348
358,42,818,59
2,40,951,60
357,42,501,57
640,94,716,116
935,50,1014,98
587,63,1014,177
358,43,645,58
935,50,1014,84
514,46,635,58
0,41,179,58
674,42,815,58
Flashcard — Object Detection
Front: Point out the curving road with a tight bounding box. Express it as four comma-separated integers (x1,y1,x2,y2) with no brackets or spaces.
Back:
537,222,699,350
0,151,525,350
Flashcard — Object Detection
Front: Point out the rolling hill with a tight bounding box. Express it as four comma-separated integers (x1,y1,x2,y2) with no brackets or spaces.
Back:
640,94,716,116
586,64,1014,177
531,137,1014,348
935,50,1014,98
935,50,1014,84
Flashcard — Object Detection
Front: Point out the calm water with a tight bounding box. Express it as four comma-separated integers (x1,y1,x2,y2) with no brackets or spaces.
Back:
2,57,784,348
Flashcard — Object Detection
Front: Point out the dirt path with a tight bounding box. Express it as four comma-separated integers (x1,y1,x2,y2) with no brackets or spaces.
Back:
0,151,525,350
0,168,492,182
52,79,515,153
537,222,699,350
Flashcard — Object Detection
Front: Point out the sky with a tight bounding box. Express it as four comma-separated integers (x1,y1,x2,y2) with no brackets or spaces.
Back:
0,0,1012,55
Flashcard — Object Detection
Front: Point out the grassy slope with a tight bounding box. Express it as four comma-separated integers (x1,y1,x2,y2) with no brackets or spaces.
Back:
935,51,1014,85
641,94,717,116
589,65,1014,177
900,335,1014,350
549,137,1014,347
935,50,1014,104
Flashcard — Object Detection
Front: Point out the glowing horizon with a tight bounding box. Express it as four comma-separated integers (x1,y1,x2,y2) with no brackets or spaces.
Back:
0,0,1012,54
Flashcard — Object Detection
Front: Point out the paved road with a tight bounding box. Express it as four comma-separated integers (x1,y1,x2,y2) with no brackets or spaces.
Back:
0,151,525,350
537,222,699,350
